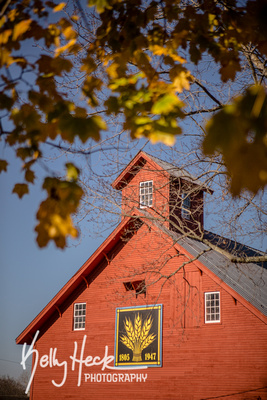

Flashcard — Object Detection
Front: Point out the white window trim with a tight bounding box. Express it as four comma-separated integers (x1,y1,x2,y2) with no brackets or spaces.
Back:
73,302,86,331
205,292,220,323
139,180,153,209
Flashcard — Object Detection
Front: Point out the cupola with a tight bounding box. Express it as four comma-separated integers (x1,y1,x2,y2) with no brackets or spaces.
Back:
112,151,212,237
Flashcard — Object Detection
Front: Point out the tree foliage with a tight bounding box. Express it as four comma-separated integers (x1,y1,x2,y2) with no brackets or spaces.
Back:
0,375,26,397
0,0,266,248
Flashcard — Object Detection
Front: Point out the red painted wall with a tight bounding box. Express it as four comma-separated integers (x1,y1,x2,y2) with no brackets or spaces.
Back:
28,223,267,400
120,158,170,222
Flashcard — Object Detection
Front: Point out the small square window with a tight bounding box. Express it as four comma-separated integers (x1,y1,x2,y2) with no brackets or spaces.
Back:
140,181,153,208
205,292,220,323
123,280,146,298
73,303,86,330
181,193,190,220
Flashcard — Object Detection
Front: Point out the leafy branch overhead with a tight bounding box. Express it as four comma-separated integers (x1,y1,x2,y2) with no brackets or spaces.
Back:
0,0,266,248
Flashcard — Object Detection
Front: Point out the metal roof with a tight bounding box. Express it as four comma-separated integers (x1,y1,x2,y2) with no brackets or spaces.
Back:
175,232,267,318
146,153,212,192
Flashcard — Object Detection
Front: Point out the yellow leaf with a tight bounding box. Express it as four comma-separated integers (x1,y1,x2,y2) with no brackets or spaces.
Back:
49,214,78,238
172,71,191,92
152,93,183,114
66,163,80,181
53,2,66,12
54,38,77,56
150,45,186,64
0,15,6,28
0,29,12,45
149,131,176,146
62,26,76,40
106,62,120,79
12,19,32,41
88,0,112,13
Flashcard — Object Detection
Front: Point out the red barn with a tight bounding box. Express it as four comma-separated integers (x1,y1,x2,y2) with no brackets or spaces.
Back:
16,151,267,400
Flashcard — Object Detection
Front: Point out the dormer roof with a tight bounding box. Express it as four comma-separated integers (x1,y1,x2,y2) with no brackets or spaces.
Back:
112,150,213,193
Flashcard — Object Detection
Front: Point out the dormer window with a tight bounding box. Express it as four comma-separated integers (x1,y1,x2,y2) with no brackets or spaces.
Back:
181,193,190,220
140,180,153,208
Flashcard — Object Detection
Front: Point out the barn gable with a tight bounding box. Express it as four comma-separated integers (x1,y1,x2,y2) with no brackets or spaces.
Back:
16,209,267,345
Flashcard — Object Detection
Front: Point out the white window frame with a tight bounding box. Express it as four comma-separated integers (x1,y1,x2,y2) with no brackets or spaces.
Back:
181,192,191,220
139,180,153,208
205,292,220,323
73,302,86,330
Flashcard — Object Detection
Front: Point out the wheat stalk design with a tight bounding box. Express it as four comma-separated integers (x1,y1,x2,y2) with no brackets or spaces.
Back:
120,335,134,350
140,315,153,342
140,333,156,351
124,317,135,342
120,313,156,362
134,313,142,339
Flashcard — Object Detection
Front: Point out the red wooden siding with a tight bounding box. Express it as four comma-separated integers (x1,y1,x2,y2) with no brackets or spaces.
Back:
29,224,267,400
120,157,170,223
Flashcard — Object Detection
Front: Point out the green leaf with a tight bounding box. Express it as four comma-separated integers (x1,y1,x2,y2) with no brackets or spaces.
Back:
88,0,112,13
203,85,267,195
66,163,80,181
152,93,182,114
59,115,106,143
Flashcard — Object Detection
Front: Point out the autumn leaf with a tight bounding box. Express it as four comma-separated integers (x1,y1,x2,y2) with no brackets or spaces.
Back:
12,183,29,198
0,93,14,110
25,169,35,183
35,174,84,248
54,39,77,57
1,0,267,249
12,19,32,41
88,0,112,13
152,93,183,115
203,85,267,195
0,159,8,173
66,163,80,182
219,58,241,82
53,2,66,12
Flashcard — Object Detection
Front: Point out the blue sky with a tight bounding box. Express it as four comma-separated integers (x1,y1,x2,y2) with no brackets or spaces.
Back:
0,146,105,379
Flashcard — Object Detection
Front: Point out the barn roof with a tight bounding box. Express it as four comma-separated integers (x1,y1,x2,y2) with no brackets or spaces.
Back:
177,231,267,318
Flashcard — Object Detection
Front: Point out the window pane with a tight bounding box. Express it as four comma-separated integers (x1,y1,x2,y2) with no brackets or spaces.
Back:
140,181,153,208
73,303,86,330
205,292,220,323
